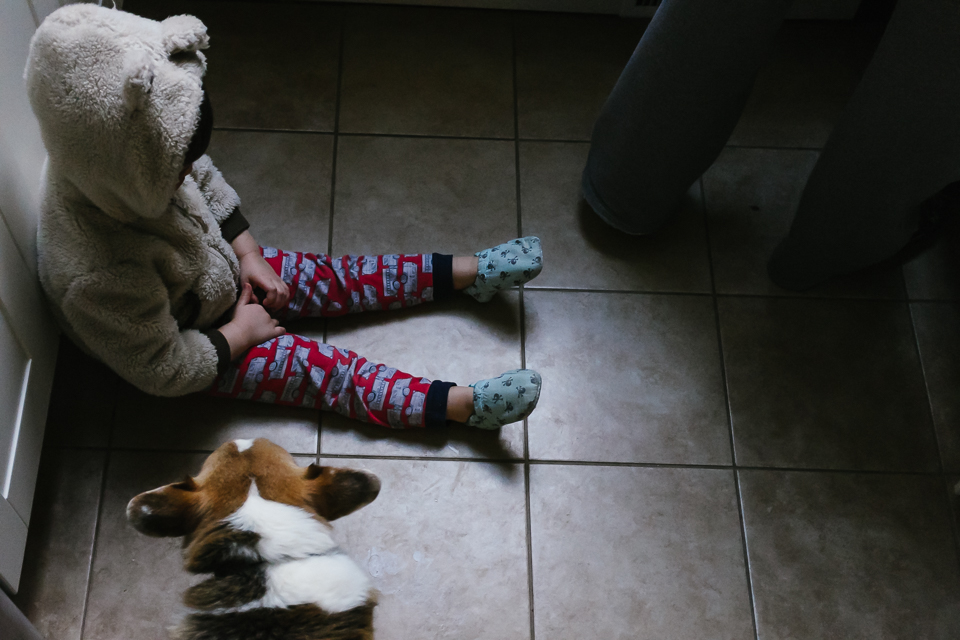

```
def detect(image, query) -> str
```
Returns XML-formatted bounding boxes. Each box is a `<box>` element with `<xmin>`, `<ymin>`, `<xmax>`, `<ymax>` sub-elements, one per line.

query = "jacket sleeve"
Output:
<box><xmin>60</xmin><ymin>264</ymin><xmax>222</xmax><ymax>397</ymax></box>
<box><xmin>190</xmin><ymin>154</ymin><xmax>241</xmax><ymax>226</ymax></box>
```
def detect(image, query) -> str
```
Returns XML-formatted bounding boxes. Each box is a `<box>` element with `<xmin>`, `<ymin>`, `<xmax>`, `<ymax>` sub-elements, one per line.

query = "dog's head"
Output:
<box><xmin>126</xmin><ymin>438</ymin><xmax>379</xmax><ymax>571</ymax></box>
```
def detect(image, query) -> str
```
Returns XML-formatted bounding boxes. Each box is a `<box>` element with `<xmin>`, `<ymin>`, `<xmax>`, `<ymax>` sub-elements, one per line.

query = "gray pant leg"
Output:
<box><xmin>581</xmin><ymin>0</ymin><xmax>793</xmax><ymax>234</ymax></box>
<box><xmin>768</xmin><ymin>0</ymin><xmax>960</xmax><ymax>289</ymax></box>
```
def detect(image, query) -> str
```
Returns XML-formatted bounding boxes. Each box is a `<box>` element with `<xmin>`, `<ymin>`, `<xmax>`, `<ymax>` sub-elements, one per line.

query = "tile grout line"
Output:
<box><xmin>36</xmin><ymin>444</ymin><xmax>950</xmax><ymax>475</ymax></box>
<box><xmin>213</xmin><ymin>126</ymin><xmax>335</xmax><ymax>135</ymax></box>
<box><xmin>212</xmin><ymin>126</ymin><xmax>513</xmax><ymax>141</ymax></box>
<box><xmin>701</xmin><ymin>175</ymin><xmax>761</xmax><ymax>640</ymax></box>
<box><xmin>905</xmin><ymin>304</ymin><xmax>948</xmax><ymax>475</ymax></box>
<box><xmin>733</xmin><ymin>469</ymin><xmax>761</xmax><ymax>640</ymax></box>
<box><xmin>699</xmin><ymin>178</ymin><xmax>737</xmax><ymax>467</ymax></box>
<box><xmin>327</xmin><ymin>15</ymin><xmax>345</xmax><ymax>279</ymax></box>
<box><xmin>78</xmin><ymin>392</ymin><xmax>119</xmax><ymax>640</ymax></box>
<box><xmin>77</xmin><ymin>451</ymin><xmax>110</xmax><ymax>640</ymax></box>
<box><xmin>527</xmin><ymin>460</ymin><xmax>944</xmax><ymax>475</ymax></box>
<box><xmin>342</xmin><ymin>131</ymin><xmax>513</xmax><ymax>142</ymax></box>
<box><xmin>523</xmin><ymin>461</ymin><xmax>536</xmax><ymax>640</ymax></box>
<box><xmin>524</xmin><ymin>285</ymin><xmax>912</xmax><ymax>303</ymax></box>
<box><xmin>319</xmin><ymin>15</ymin><xmax>347</xmax><ymax>458</ymax></box>
<box><xmin>526</xmin><ymin>286</ymin><xmax>713</xmax><ymax>297</ymax></box>
<box><xmin>209</xmin><ymin>126</ymin><xmax>828</xmax><ymax>154</ymax></box>
<box><xmin>512</xmin><ymin>19</ymin><xmax>537</xmax><ymax>640</ymax></box>
<box><xmin>516</xmin><ymin>138</ymin><xmax>590</xmax><ymax>145</ymax></box>
<box><xmin>713</xmin><ymin>291</ymin><xmax>908</xmax><ymax>303</ymax></box>
<box><xmin>512</xmin><ymin>22</ymin><xmax>529</xmax><ymax>462</ymax></box>
<box><xmin>724</xmin><ymin>143</ymin><xmax>823</xmax><ymax>152</ymax></box>
<box><xmin>906</xmin><ymin>303</ymin><xmax>960</xmax><ymax>571</ymax></box>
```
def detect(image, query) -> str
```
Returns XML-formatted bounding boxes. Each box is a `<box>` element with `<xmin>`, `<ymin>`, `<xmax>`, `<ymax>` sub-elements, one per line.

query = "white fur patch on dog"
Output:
<box><xmin>225</xmin><ymin>482</ymin><xmax>337</xmax><ymax>561</ymax></box>
<box><xmin>222</xmin><ymin>481</ymin><xmax>372</xmax><ymax>613</ymax></box>
<box><xmin>233</xmin><ymin>438</ymin><xmax>254</xmax><ymax>452</ymax></box>
<box><xmin>262</xmin><ymin>555</ymin><xmax>372</xmax><ymax>614</ymax></box>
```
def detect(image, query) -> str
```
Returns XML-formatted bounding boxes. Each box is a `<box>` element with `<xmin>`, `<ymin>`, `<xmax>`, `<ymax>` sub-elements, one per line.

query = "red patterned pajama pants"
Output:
<box><xmin>208</xmin><ymin>248</ymin><xmax>445</xmax><ymax>429</ymax></box>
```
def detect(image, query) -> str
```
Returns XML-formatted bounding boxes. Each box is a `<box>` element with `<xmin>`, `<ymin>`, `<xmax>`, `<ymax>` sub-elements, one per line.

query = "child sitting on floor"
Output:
<box><xmin>25</xmin><ymin>4</ymin><xmax>542</xmax><ymax>430</ymax></box>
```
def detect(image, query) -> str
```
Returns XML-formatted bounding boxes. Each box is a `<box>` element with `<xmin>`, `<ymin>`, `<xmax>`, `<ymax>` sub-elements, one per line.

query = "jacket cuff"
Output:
<box><xmin>204</xmin><ymin>330</ymin><xmax>232</xmax><ymax>376</ymax></box>
<box><xmin>219</xmin><ymin>207</ymin><xmax>250</xmax><ymax>243</ymax></box>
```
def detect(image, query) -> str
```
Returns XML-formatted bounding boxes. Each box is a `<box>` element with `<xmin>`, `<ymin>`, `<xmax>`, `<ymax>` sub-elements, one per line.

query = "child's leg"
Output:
<box><xmin>260</xmin><ymin>248</ymin><xmax>456</xmax><ymax>320</ymax></box>
<box><xmin>207</xmin><ymin>332</ymin><xmax>543</xmax><ymax>430</ymax></box>
<box><xmin>208</xmin><ymin>332</ymin><xmax>454</xmax><ymax>429</ymax></box>
<box><xmin>260</xmin><ymin>237</ymin><xmax>544</xmax><ymax>318</ymax></box>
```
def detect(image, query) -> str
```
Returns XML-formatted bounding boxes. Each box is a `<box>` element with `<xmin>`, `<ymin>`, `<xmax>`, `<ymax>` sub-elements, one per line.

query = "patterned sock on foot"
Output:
<box><xmin>467</xmin><ymin>369</ymin><xmax>542</xmax><ymax>429</ymax></box>
<box><xmin>464</xmin><ymin>237</ymin><xmax>543</xmax><ymax>302</ymax></box>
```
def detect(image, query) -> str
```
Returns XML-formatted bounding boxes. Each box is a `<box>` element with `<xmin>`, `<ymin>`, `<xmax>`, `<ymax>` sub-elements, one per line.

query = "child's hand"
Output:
<box><xmin>220</xmin><ymin>284</ymin><xmax>286</xmax><ymax>358</ymax></box>
<box><xmin>239</xmin><ymin>252</ymin><xmax>290</xmax><ymax>311</ymax></box>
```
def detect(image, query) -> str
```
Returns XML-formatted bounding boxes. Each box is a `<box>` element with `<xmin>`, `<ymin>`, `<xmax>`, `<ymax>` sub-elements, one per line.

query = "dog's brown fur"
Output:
<box><xmin>177</xmin><ymin>604</ymin><xmax>375</xmax><ymax>640</ymax></box>
<box><xmin>126</xmin><ymin>439</ymin><xmax>380</xmax><ymax>640</ymax></box>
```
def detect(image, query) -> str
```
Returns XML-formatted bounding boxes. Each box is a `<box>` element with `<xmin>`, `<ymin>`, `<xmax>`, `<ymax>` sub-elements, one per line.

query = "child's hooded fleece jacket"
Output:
<box><xmin>25</xmin><ymin>4</ymin><xmax>247</xmax><ymax>396</ymax></box>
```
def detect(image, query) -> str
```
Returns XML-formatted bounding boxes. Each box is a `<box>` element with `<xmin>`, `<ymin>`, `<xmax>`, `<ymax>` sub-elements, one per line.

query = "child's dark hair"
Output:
<box><xmin>183</xmin><ymin>91</ymin><xmax>213</xmax><ymax>166</ymax></box>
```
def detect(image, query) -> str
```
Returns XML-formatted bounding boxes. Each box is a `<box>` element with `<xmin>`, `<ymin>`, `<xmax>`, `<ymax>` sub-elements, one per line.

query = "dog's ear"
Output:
<box><xmin>302</xmin><ymin>464</ymin><xmax>380</xmax><ymax>521</ymax></box>
<box><xmin>127</xmin><ymin>476</ymin><xmax>201</xmax><ymax>537</ymax></box>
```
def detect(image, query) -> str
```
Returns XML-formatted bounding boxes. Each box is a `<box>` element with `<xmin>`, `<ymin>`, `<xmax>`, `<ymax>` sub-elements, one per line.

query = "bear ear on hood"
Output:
<box><xmin>161</xmin><ymin>15</ymin><xmax>209</xmax><ymax>56</ymax></box>
<box><xmin>123</xmin><ymin>50</ymin><xmax>155</xmax><ymax>113</ymax></box>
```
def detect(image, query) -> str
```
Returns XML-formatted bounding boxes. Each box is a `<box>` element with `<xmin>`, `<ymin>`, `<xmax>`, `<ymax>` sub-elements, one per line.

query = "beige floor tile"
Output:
<box><xmin>322</xmin><ymin>292</ymin><xmax>523</xmax><ymax>458</ymax></box>
<box><xmin>325</xmin><ymin>457</ymin><xmax>529</xmax><ymax>640</ymax></box>
<box><xmin>126</xmin><ymin>0</ymin><xmax>342</xmax><ymax>131</ymax></box>
<box><xmin>720</xmin><ymin>297</ymin><xmax>937</xmax><ymax>471</ymax></box>
<box><xmin>111</xmin><ymin>381</ymin><xmax>318</xmax><ymax>454</ymax></box>
<box><xmin>332</xmin><ymin>136</ymin><xmax>516</xmax><ymax>257</ymax></box>
<box><xmin>525</xmin><ymin>290</ymin><xmax>730</xmax><ymax>464</ymax></box>
<box><xmin>207</xmin><ymin>131</ymin><xmax>333</xmax><ymax>254</ymax></box>
<box><xmin>15</xmin><ymin>449</ymin><xmax>105</xmax><ymax>640</ymax></box>
<box><xmin>729</xmin><ymin>21</ymin><xmax>884</xmax><ymax>148</ymax></box>
<box><xmin>530</xmin><ymin>464</ymin><xmax>753</xmax><ymax>640</ymax></box>
<box><xmin>339</xmin><ymin>5</ymin><xmax>513</xmax><ymax>137</ymax></box>
<box><xmin>703</xmin><ymin>147</ymin><xmax>905</xmax><ymax>298</ymax></box>
<box><xmin>520</xmin><ymin>141</ymin><xmax>711</xmax><ymax>293</ymax></box>
<box><xmin>515</xmin><ymin>13</ymin><xmax>647</xmax><ymax>141</ymax></box>
<box><xmin>741</xmin><ymin>470</ymin><xmax>960</xmax><ymax>639</ymax></box>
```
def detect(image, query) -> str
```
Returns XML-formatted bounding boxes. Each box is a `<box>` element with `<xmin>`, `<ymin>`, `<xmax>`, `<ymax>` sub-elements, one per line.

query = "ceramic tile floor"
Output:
<box><xmin>14</xmin><ymin>2</ymin><xmax>960</xmax><ymax>639</ymax></box>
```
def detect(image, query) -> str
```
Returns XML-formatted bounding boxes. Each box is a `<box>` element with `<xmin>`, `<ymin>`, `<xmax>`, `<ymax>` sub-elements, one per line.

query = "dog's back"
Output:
<box><xmin>127</xmin><ymin>438</ymin><xmax>380</xmax><ymax>640</ymax></box>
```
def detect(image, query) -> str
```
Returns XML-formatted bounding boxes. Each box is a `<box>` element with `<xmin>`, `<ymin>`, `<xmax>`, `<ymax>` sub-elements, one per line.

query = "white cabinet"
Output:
<box><xmin>0</xmin><ymin>217</ymin><xmax>56</xmax><ymax>595</ymax></box>
<box><xmin>0</xmin><ymin>0</ymin><xmax>60</xmax><ymax>595</ymax></box>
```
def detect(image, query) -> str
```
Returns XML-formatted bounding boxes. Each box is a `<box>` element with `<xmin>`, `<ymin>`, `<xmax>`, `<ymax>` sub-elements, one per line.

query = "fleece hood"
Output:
<box><xmin>25</xmin><ymin>3</ymin><xmax>209</xmax><ymax>220</ymax></box>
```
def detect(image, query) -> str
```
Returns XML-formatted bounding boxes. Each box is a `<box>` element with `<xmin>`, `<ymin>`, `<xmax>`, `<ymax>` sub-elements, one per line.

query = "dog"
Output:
<box><xmin>126</xmin><ymin>438</ymin><xmax>381</xmax><ymax>639</ymax></box>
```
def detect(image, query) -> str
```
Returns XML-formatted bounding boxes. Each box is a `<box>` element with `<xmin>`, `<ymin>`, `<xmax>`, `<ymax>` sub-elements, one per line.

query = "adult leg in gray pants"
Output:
<box><xmin>581</xmin><ymin>0</ymin><xmax>960</xmax><ymax>290</ymax></box>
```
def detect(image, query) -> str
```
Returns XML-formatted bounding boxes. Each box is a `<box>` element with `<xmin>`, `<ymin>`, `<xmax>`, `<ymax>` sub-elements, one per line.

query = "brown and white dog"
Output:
<box><xmin>126</xmin><ymin>438</ymin><xmax>380</xmax><ymax>640</ymax></box>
